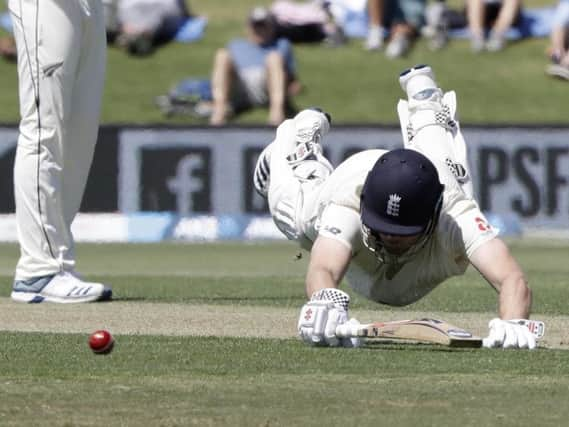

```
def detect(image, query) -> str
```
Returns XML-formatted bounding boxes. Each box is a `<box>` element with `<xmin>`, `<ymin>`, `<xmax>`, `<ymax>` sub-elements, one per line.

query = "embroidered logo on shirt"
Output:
<box><xmin>386</xmin><ymin>194</ymin><xmax>402</xmax><ymax>217</ymax></box>
<box><xmin>43</xmin><ymin>62</ymin><xmax>64</xmax><ymax>77</ymax></box>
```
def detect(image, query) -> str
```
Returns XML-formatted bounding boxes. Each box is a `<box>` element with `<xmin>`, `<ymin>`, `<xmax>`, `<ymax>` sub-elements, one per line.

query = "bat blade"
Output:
<box><xmin>337</xmin><ymin>318</ymin><xmax>483</xmax><ymax>348</ymax></box>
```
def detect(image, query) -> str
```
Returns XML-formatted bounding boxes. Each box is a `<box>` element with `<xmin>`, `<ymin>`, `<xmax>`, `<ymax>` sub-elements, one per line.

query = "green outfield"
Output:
<box><xmin>0</xmin><ymin>0</ymin><xmax>567</xmax><ymax>424</ymax></box>
<box><xmin>0</xmin><ymin>240</ymin><xmax>568</xmax><ymax>426</ymax></box>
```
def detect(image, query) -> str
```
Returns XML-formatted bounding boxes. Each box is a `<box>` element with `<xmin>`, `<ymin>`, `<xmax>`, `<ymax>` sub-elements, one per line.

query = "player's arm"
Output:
<box><xmin>469</xmin><ymin>237</ymin><xmax>531</xmax><ymax>319</ymax></box>
<box><xmin>305</xmin><ymin>235</ymin><xmax>351</xmax><ymax>297</ymax></box>
<box><xmin>447</xmin><ymin>197</ymin><xmax>536</xmax><ymax>349</ymax></box>
<box><xmin>469</xmin><ymin>237</ymin><xmax>536</xmax><ymax>349</ymax></box>
<box><xmin>297</xmin><ymin>205</ymin><xmax>361</xmax><ymax>347</ymax></box>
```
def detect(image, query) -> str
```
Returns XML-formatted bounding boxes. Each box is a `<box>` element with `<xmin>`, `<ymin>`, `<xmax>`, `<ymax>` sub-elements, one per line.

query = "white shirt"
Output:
<box><xmin>302</xmin><ymin>149</ymin><xmax>498</xmax><ymax>305</ymax></box>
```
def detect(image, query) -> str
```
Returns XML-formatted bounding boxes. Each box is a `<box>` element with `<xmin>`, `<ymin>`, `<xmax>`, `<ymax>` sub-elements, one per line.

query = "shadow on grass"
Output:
<box><xmin>362</xmin><ymin>341</ymin><xmax>479</xmax><ymax>352</ymax></box>
<box><xmin>108</xmin><ymin>296</ymin><xmax>305</xmax><ymax>304</ymax></box>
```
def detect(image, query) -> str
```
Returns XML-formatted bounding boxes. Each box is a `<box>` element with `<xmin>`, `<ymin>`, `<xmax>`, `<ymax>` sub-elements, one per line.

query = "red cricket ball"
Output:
<box><xmin>89</xmin><ymin>330</ymin><xmax>115</xmax><ymax>354</ymax></box>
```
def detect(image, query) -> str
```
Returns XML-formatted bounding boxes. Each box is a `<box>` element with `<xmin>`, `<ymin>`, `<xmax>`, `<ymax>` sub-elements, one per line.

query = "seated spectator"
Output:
<box><xmin>364</xmin><ymin>0</ymin><xmax>427</xmax><ymax>58</ymax></box>
<box><xmin>466</xmin><ymin>0</ymin><xmax>522</xmax><ymax>52</ymax></box>
<box><xmin>104</xmin><ymin>0</ymin><xmax>191</xmax><ymax>56</ymax></box>
<box><xmin>209</xmin><ymin>6</ymin><xmax>301</xmax><ymax>126</ymax></box>
<box><xmin>546</xmin><ymin>0</ymin><xmax>569</xmax><ymax>80</ymax></box>
<box><xmin>270</xmin><ymin>0</ymin><xmax>346</xmax><ymax>46</ymax></box>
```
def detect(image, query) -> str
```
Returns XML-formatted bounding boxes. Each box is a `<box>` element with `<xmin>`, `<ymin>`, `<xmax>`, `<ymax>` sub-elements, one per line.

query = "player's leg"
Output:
<box><xmin>10</xmin><ymin>0</ymin><xmax>111</xmax><ymax>303</ymax></box>
<box><xmin>62</xmin><ymin>0</ymin><xmax>106</xmax><ymax>225</ymax></box>
<box><xmin>62</xmin><ymin>0</ymin><xmax>107</xmax><ymax>254</ymax></box>
<box><xmin>397</xmin><ymin>64</ymin><xmax>473</xmax><ymax>198</ymax></box>
<box><xmin>253</xmin><ymin>109</ymin><xmax>333</xmax><ymax>241</ymax></box>
<box><xmin>10</xmin><ymin>0</ymin><xmax>81</xmax><ymax>280</ymax></box>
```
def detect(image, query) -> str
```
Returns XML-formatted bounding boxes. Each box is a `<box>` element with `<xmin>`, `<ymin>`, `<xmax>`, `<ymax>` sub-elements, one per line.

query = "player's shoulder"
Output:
<box><xmin>326</xmin><ymin>149</ymin><xmax>387</xmax><ymax>190</ymax></box>
<box><xmin>335</xmin><ymin>149</ymin><xmax>387</xmax><ymax>171</ymax></box>
<box><xmin>320</xmin><ymin>149</ymin><xmax>387</xmax><ymax>209</ymax></box>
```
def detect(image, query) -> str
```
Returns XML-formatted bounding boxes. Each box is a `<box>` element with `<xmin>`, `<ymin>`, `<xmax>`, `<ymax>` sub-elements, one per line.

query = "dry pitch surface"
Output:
<box><xmin>1</xmin><ymin>298</ymin><xmax>567</xmax><ymax>349</ymax></box>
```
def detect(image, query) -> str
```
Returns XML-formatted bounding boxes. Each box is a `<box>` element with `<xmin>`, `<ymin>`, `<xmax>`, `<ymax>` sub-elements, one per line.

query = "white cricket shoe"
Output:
<box><xmin>253</xmin><ymin>108</ymin><xmax>333</xmax><ymax>197</ymax></box>
<box><xmin>11</xmin><ymin>271</ymin><xmax>112</xmax><ymax>304</ymax></box>
<box><xmin>399</xmin><ymin>64</ymin><xmax>441</xmax><ymax>101</ymax></box>
<box><xmin>253</xmin><ymin>144</ymin><xmax>272</xmax><ymax>197</ymax></box>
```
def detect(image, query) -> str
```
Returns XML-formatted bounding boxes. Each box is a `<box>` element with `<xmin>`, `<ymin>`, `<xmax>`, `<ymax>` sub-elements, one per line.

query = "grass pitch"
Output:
<box><xmin>0</xmin><ymin>240</ymin><xmax>568</xmax><ymax>426</ymax></box>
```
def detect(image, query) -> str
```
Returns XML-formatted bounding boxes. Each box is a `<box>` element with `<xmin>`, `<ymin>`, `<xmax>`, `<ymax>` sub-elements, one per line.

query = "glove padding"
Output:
<box><xmin>297</xmin><ymin>288</ymin><xmax>361</xmax><ymax>347</ymax></box>
<box><xmin>483</xmin><ymin>318</ymin><xmax>537</xmax><ymax>350</ymax></box>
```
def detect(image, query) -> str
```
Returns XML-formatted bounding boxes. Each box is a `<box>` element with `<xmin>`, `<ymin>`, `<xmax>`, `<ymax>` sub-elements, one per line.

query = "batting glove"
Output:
<box><xmin>297</xmin><ymin>288</ymin><xmax>361</xmax><ymax>347</ymax></box>
<box><xmin>483</xmin><ymin>318</ymin><xmax>537</xmax><ymax>350</ymax></box>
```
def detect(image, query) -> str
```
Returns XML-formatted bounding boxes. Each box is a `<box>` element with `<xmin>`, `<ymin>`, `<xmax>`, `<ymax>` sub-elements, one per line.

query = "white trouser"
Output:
<box><xmin>397</xmin><ymin>91</ymin><xmax>473</xmax><ymax>198</ymax></box>
<box><xmin>266</xmin><ymin>119</ymin><xmax>332</xmax><ymax>247</ymax></box>
<box><xmin>9</xmin><ymin>0</ymin><xmax>106</xmax><ymax>280</ymax></box>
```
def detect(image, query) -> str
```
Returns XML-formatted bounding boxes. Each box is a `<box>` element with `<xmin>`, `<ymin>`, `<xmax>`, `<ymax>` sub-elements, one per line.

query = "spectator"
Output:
<box><xmin>104</xmin><ymin>0</ymin><xmax>191</xmax><ymax>56</ymax></box>
<box><xmin>546</xmin><ymin>0</ymin><xmax>569</xmax><ymax>80</ymax></box>
<box><xmin>209</xmin><ymin>6</ymin><xmax>301</xmax><ymax>126</ymax></box>
<box><xmin>364</xmin><ymin>0</ymin><xmax>427</xmax><ymax>58</ymax></box>
<box><xmin>466</xmin><ymin>0</ymin><xmax>522</xmax><ymax>52</ymax></box>
<box><xmin>270</xmin><ymin>0</ymin><xmax>346</xmax><ymax>46</ymax></box>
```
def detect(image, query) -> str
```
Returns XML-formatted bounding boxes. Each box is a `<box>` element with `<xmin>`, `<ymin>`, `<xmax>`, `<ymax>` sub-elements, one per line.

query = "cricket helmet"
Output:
<box><xmin>361</xmin><ymin>148</ymin><xmax>444</xmax><ymax>237</ymax></box>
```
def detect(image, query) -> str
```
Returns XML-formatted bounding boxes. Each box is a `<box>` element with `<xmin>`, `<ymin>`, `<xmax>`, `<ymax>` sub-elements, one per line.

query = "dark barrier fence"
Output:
<box><xmin>0</xmin><ymin>125</ymin><xmax>567</xmax><ymax>230</ymax></box>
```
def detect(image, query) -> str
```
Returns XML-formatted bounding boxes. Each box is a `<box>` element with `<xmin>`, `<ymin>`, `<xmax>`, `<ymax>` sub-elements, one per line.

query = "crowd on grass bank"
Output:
<box><xmin>1</xmin><ymin>0</ymin><xmax>568</xmax><ymax>125</ymax></box>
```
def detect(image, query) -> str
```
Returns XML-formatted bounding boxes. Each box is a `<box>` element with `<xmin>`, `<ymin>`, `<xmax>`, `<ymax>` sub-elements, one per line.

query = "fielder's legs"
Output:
<box><xmin>62</xmin><ymin>1</ymin><xmax>106</xmax><ymax>250</ymax></box>
<box><xmin>397</xmin><ymin>64</ymin><xmax>473</xmax><ymax>198</ymax></box>
<box><xmin>9</xmin><ymin>0</ymin><xmax>110</xmax><ymax>303</ymax></box>
<box><xmin>11</xmin><ymin>0</ymin><xmax>81</xmax><ymax>279</ymax></box>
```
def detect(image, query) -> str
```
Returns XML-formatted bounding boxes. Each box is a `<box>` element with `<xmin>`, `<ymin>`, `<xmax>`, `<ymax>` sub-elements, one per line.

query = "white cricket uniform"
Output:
<box><xmin>267</xmin><ymin>144</ymin><xmax>497</xmax><ymax>306</ymax></box>
<box><xmin>311</xmin><ymin>149</ymin><xmax>497</xmax><ymax>305</ymax></box>
<box><xmin>9</xmin><ymin>0</ymin><xmax>106</xmax><ymax>280</ymax></box>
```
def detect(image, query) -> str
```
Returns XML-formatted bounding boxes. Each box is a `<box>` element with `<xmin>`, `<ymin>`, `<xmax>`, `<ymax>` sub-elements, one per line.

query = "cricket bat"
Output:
<box><xmin>336</xmin><ymin>318</ymin><xmax>546</xmax><ymax>348</ymax></box>
<box><xmin>336</xmin><ymin>318</ymin><xmax>483</xmax><ymax>348</ymax></box>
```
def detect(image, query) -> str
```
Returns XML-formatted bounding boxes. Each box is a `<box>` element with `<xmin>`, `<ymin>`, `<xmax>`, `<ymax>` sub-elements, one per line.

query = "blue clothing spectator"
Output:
<box><xmin>210</xmin><ymin>6</ymin><xmax>302</xmax><ymax>126</ymax></box>
<box><xmin>226</xmin><ymin>37</ymin><xmax>297</xmax><ymax>106</ymax></box>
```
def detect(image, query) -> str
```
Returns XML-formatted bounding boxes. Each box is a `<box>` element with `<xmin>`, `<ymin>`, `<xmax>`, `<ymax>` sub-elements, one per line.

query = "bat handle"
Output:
<box><xmin>336</xmin><ymin>322</ymin><xmax>365</xmax><ymax>338</ymax></box>
<box><xmin>335</xmin><ymin>324</ymin><xmax>350</xmax><ymax>338</ymax></box>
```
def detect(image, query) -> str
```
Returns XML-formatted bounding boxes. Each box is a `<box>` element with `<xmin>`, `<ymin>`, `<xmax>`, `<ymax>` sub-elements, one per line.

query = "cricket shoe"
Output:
<box><xmin>253</xmin><ymin>144</ymin><xmax>272</xmax><ymax>197</ymax></box>
<box><xmin>287</xmin><ymin>108</ymin><xmax>333</xmax><ymax>184</ymax></box>
<box><xmin>291</xmin><ymin>107</ymin><xmax>331</xmax><ymax>148</ymax></box>
<box><xmin>399</xmin><ymin>64</ymin><xmax>442</xmax><ymax>107</ymax></box>
<box><xmin>398</xmin><ymin>65</ymin><xmax>456</xmax><ymax>142</ymax></box>
<box><xmin>253</xmin><ymin>108</ymin><xmax>333</xmax><ymax>197</ymax></box>
<box><xmin>11</xmin><ymin>271</ymin><xmax>112</xmax><ymax>304</ymax></box>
